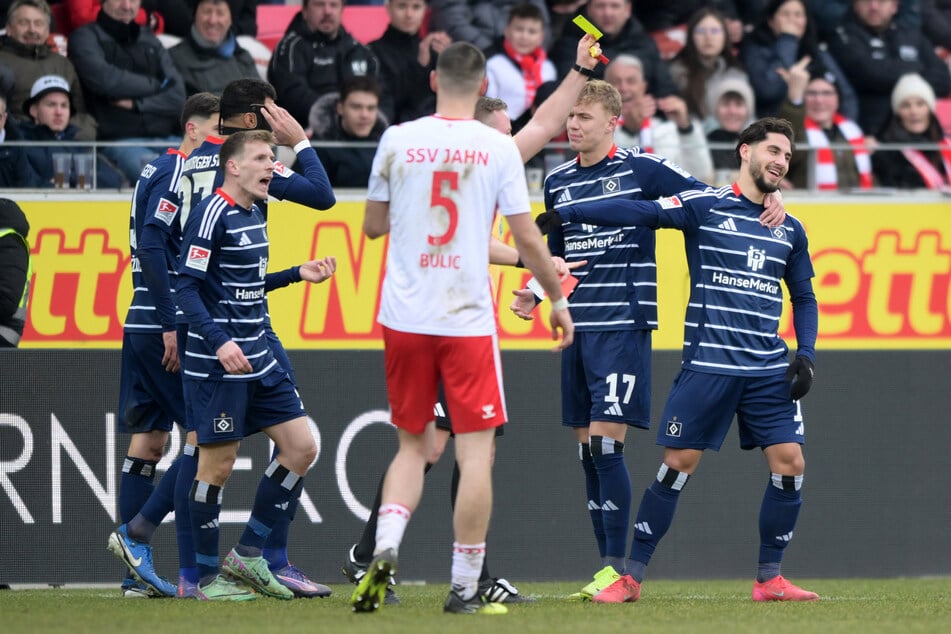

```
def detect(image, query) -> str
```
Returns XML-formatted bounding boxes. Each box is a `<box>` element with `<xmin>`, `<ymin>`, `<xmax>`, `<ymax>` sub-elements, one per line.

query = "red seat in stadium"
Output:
<box><xmin>256</xmin><ymin>5</ymin><xmax>390</xmax><ymax>51</ymax></box>
<box><xmin>936</xmin><ymin>97</ymin><xmax>951</xmax><ymax>136</ymax></box>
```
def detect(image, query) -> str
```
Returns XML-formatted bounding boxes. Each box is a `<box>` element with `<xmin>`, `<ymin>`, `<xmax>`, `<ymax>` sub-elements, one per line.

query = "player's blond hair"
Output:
<box><xmin>576</xmin><ymin>80</ymin><xmax>622</xmax><ymax>118</ymax></box>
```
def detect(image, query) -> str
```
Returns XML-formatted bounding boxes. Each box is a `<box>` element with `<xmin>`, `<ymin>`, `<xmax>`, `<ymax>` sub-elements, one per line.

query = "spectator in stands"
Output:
<box><xmin>605</xmin><ymin>54</ymin><xmax>713</xmax><ymax>182</ymax></box>
<box><xmin>309</xmin><ymin>75</ymin><xmax>386</xmax><ymax>188</ymax></box>
<box><xmin>827</xmin><ymin>0</ymin><xmax>950</xmax><ymax>135</ymax></box>
<box><xmin>19</xmin><ymin>74</ymin><xmax>124</xmax><ymax>187</ymax></box>
<box><xmin>169</xmin><ymin>0</ymin><xmax>258</xmax><ymax>96</ymax></box>
<box><xmin>922</xmin><ymin>0</ymin><xmax>951</xmax><ymax>50</ymax></box>
<box><xmin>872</xmin><ymin>73</ymin><xmax>951</xmax><ymax>188</ymax></box>
<box><xmin>741</xmin><ymin>0</ymin><xmax>858</xmax><ymax>120</ymax></box>
<box><xmin>633</xmin><ymin>0</ymin><xmax>743</xmax><ymax>60</ymax></box>
<box><xmin>548</xmin><ymin>0</ymin><xmax>587</xmax><ymax>44</ymax></box>
<box><xmin>0</xmin><ymin>0</ymin><xmax>98</xmax><ymax>140</ymax></box>
<box><xmin>780</xmin><ymin>63</ymin><xmax>874</xmax><ymax>190</ymax></box>
<box><xmin>485</xmin><ymin>3</ymin><xmax>557</xmax><ymax>121</ymax></box>
<box><xmin>706</xmin><ymin>78</ymin><xmax>756</xmax><ymax>183</ymax></box>
<box><xmin>64</xmin><ymin>0</ymin><xmax>193</xmax><ymax>36</ymax></box>
<box><xmin>669</xmin><ymin>7</ymin><xmax>752</xmax><ymax>124</ymax></box>
<box><xmin>268</xmin><ymin>0</ymin><xmax>380</xmax><ymax>128</ymax></box>
<box><xmin>68</xmin><ymin>0</ymin><xmax>186</xmax><ymax>185</ymax></box>
<box><xmin>369</xmin><ymin>0</ymin><xmax>447</xmax><ymax>124</ymax></box>
<box><xmin>548</xmin><ymin>0</ymin><xmax>677</xmax><ymax>97</ymax></box>
<box><xmin>429</xmin><ymin>0</ymin><xmax>551</xmax><ymax>51</ymax></box>
<box><xmin>0</xmin><ymin>92</ymin><xmax>42</xmax><ymax>187</ymax></box>
<box><xmin>809</xmin><ymin>0</ymin><xmax>921</xmax><ymax>42</ymax></box>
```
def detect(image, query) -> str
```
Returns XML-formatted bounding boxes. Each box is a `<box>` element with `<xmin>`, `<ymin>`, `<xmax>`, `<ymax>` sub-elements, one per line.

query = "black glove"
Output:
<box><xmin>535</xmin><ymin>210</ymin><xmax>562</xmax><ymax>235</ymax></box>
<box><xmin>784</xmin><ymin>356</ymin><xmax>814</xmax><ymax>401</ymax></box>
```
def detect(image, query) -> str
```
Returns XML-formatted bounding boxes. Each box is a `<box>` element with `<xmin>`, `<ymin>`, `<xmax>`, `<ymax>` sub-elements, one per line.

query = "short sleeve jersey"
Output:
<box><xmin>367</xmin><ymin>115</ymin><xmax>530</xmax><ymax>336</ymax></box>
<box><xmin>177</xmin><ymin>189</ymin><xmax>277</xmax><ymax>380</ymax></box>
<box><xmin>124</xmin><ymin>148</ymin><xmax>186</xmax><ymax>332</ymax></box>
<box><xmin>543</xmin><ymin>146</ymin><xmax>700</xmax><ymax>332</ymax></box>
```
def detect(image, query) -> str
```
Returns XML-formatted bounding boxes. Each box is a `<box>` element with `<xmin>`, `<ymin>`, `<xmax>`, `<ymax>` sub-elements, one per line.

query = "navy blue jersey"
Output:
<box><xmin>178</xmin><ymin>190</ymin><xmax>277</xmax><ymax>381</ymax></box>
<box><xmin>124</xmin><ymin>148</ymin><xmax>187</xmax><ymax>332</ymax></box>
<box><xmin>543</xmin><ymin>146</ymin><xmax>701</xmax><ymax>332</ymax></box>
<box><xmin>178</xmin><ymin>136</ymin><xmax>335</xmax><ymax>226</ymax></box>
<box><xmin>562</xmin><ymin>184</ymin><xmax>816</xmax><ymax>376</ymax></box>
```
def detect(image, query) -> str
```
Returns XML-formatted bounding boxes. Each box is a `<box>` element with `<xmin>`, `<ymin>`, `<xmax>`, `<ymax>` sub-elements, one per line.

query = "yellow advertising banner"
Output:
<box><xmin>17</xmin><ymin>197</ymin><xmax>951</xmax><ymax>350</ymax></box>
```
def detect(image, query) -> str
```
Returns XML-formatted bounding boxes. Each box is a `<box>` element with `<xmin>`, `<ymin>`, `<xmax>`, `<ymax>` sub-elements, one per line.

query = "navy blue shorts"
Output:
<box><xmin>186</xmin><ymin>369</ymin><xmax>306</xmax><ymax>444</ymax></box>
<box><xmin>117</xmin><ymin>332</ymin><xmax>184</xmax><ymax>434</ymax></box>
<box><xmin>656</xmin><ymin>369</ymin><xmax>805</xmax><ymax>451</ymax></box>
<box><xmin>561</xmin><ymin>330</ymin><xmax>652</xmax><ymax>429</ymax></box>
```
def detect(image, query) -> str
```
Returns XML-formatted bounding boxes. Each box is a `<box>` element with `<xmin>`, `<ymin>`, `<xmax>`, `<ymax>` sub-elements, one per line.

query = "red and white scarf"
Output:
<box><xmin>803</xmin><ymin>114</ymin><xmax>872</xmax><ymax>190</ymax></box>
<box><xmin>504</xmin><ymin>40</ymin><xmax>546</xmax><ymax>111</ymax></box>
<box><xmin>901</xmin><ymin>138</ymin><xmax>951</xmax><ymax>189</ymax></box>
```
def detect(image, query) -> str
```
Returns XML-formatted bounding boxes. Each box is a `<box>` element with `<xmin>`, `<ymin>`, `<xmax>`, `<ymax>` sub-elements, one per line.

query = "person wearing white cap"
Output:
<box><xmin>19</xmin><ymin>74</ymin><xmax>124</xmax><ymax>188</ymax></box>
<box><xmin>872</xmin><ymin>73</ymin><xmax>951</xmax><ymax>189</ymax></box>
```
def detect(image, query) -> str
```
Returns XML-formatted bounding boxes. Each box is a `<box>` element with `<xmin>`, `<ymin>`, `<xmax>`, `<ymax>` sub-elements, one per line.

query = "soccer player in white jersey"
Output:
<box><xmin>547</xmin><ymin>117</ymin><xmax>819</xmax><ymax>603</ymax></box>
<box><xmin>349</xmin><ymin>41</ymin><xmax>574</xmax><ymax>616</ymax></box>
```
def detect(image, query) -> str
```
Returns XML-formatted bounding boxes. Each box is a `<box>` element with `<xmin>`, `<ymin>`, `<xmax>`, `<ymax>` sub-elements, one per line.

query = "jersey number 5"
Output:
<box><xmin>428</xmin><ymin>171</ymin><xmax>459</xmax><ymax>246</ymax></box>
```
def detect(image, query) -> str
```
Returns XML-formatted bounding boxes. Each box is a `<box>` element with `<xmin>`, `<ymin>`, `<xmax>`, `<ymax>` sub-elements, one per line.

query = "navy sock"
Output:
<box><xmin>176</xmin><ymin>445</ymin><xmax>199</xmax><ymax>582</ymax></box>
<box><xmin>189</xmin><ymin>480</ymin><xmax>223</xmax><ymax>585</ymax></box>
<box><xmin>263</xmin><ymin>495</ymin><xmax>298</xmax><ymax>570</ymax></box>
<box><xmin>579</xmin><ymin>443</ymin><xmax>606</xmax><ymax>558</ymax></box>
<box><xmin>628</xmin><ymin>464</ymin><xmax>690</xmax><ymax>582</ymax></box>
<box><xmin>590</xmin><ymin>436</ymin><xmax>631</xmax><ymax>565</ymax></box>
<box><xmin>128</xmin><ymin>455</ymin><xmax>180</xmax><ymax>542</ymax></box>
<box><xmin>119</xmin><ymin>456</ymin><xmax>156</xmax><ymax>524</ymax></box>
<box><xmin>238</xmin><ymin>460</ymin><xmax>302</xmax><ymax>556</ymax></box>
<box><xmin>757</xmin><ymin>473</ymin><xmax>803</xmax><ymax>582</ymax></box>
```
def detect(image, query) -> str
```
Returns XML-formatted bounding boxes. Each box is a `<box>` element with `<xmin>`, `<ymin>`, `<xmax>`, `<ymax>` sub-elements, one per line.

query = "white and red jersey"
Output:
<box><xmin>368</xmin><ymin>115</ymin><xmax>530</xmax><ymax>336</ymax></box>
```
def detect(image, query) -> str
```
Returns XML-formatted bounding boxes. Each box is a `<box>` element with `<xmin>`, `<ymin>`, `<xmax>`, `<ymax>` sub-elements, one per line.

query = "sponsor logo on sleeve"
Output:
<box><xmin>186</xmin><ymin>245</ymin><xmax>211</xmax><ymax>272</ymax></box>
<box><xmin>154</xmin><ymin>198</ymin><xmax>179</xmax><ymax>226</ymax></box>
<box><xmin>273</xmin><ymin>161</ymin><xmax>292</xmax><ymax>178</ymax></box>
<box><xmin>659</xmin><ymin>196</ymin><xmax>682</xmax><ymax>210</ymax></box>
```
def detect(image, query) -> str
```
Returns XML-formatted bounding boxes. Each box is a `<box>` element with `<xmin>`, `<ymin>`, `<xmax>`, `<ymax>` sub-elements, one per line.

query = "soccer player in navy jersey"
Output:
<box><xmin>176</xmin><ymin>78</ymin><xmax>337</xmax><ymax>598</ymax></box>
<box><xmin>545</xmin><ymin>117</ymin><xmax>819</xmax><ymax>603</ymax></box>
<box><xmin>176</xmin><ymin>130</ymin><xmax>335</xmax><ymax>601</ymax></box>
<box><xmin>107</xmin><ymin>93</ymin><xmax>222</xmax><ymax>599</ymax></box>
<box><xmin>342</xmin><ymin>34</ymin><xmax>600</xmax><ymax>607</ymax></box>
<box><xmin>510</xmin><ymin>80</ymin><xmax>787</xmax><ymax>601</ymax></box>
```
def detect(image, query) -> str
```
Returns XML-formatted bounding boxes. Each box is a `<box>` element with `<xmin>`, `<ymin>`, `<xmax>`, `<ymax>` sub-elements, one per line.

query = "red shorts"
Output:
<box><xmin>382</xmin><ymin>327</ymin><xmax>507</xmax><ymax>435</ymax></box>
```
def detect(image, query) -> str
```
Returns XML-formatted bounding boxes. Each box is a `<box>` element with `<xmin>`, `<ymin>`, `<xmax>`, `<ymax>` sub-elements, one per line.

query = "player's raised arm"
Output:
<box><xmin>261</xmin><ymin>102</ymin><xmax>336</xmax><ymax>210</ymax></box>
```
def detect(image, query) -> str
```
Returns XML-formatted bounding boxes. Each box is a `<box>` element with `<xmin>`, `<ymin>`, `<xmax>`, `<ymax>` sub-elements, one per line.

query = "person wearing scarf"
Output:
<box><xmin>485</xmin><ymin>3</ymin><xmax>556</xmax><ymax>120</ymax></box>
<box><xmin>873</xmin><ymin>73</ymin><xmax>951</xmax><ymax>190</ymax></box>
<box><xmin>781</xmin><ymin>68</ymin><xmax>873</xmax><ymax>190</ymax></box>
<box><xmin>169</xmin><ymin>0</ymin><xmax>258</xmax><ymax>97</ymax></box>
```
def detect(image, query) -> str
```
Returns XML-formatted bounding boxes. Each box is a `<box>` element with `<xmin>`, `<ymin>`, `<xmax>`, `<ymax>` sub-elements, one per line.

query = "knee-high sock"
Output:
<box><xmin>176</xmin><ymin>445</ymin><xmax>199</xmax><ymax>583</ymax></box>
<box><xmin>590</xmin><ymin>435</ymin><xmax>630</xmax><ymax>571</ymax></box>
<box><xmin>237</xmin><ymin>460</ymin><xmax>302</xmax><ymax>557</ymax></box>
<box><xmin>449</xmin><ymin>460</ymin><xmax>492</xmax><ymax>583</ymax></box>
<box><xmin>127</xmin><ymin>455</ymin><xmax>179</xmax><ymax>542</ymax></box>
<box><xmin>627</xmin><ymin>464</ymin><xmax>690</xmax><ymax>582</ymax></box>
<box><xmin>189</xmin><ymin>480</ymin><xmax>223</xmax><ymax>584</ymax></box>
<box><xmin>579</xmin><ymin>442</ymin><xmax>606</xmax><ymax>558</ymax></box>
<box><xmin>757</xmin><ymin>473</ymin><xmax>803</xmax><ymax>582</ymax></box>
<box><xmin>119</xmin><ymin>456</ymin><xmax>156</xmax><ymax>524</ymax></box>
<box><xmin>353</xmin><ymin>462</ymin><xmax>434</xmax><ymax>563</ymax></box>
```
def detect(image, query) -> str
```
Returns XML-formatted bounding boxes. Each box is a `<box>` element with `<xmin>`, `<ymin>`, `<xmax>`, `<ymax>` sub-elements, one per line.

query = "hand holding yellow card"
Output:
<box><xmin>572</xmin><ymin>15</ymin><xmax>610</xmax><ymax>64</ymax></box>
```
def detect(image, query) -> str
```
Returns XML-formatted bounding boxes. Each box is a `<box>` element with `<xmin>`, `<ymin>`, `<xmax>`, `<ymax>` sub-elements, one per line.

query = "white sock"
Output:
<box><xmin>374</xmin><ymin>503</ymin><xmax>411</xmax><ymax>555</ymax></box>
<box><xmin>451</xmin><ymin>542</ymin><xmax>486</xmax><ymax>600</ymax></box>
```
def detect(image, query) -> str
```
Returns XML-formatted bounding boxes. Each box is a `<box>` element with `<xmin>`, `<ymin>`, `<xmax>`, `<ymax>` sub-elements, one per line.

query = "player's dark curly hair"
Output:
<box><xmin>735</xmin><ymin>117</ymin><xmax>794</xmax><ymax>166</ymax></box>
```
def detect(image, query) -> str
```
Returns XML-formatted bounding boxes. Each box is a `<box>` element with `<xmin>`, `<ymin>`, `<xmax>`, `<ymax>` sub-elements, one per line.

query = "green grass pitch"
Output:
<box><xmin>2</xmin><ymin>578</ymin><xmax>949</xmax><ymax>633</ymax></box>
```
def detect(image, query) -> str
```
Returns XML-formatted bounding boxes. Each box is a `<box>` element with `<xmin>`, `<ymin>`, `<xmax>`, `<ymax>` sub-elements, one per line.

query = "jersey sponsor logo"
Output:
<box><xmin>273</xmin><ymin>161</ymin><xmax>291</xmax><ymax>178</ymax></box>
<box><xmin>235</xmin><ymin>287</ymin><xmax>265</xmax><ymax>300</ymax></box>
<box><xmin>213</xmin><ymin>413</ymin><xmax>234</xmax><ymax>434</ymax></box>
<box><xmin>659</xmin><ymin>195</ymin><xmax>683</xmax><ymax>210</ymax></box>
<box><xmin>186</xmin><ymin>245</ymin><xmax>211</xmax><ymax>272</ymax></box>
<box><xmin>565</xmin><ymin>232</ymin><xmax>624</xmax><ymax>253</ymax></box>
<box><xmin>601</xmin><ymin>176</ymin><xmax>621</xmax><ymax>194</ymax></box>
<box><xmin>666</xmin><ymin>419</ymin><xmax>682</xmax><ymax>437</ymax></box>
<box><xmin>746</xmin><ymin>246</ymin><xmax>767</xmax><ymax>271</ymax></box>
<box><xmin>710</xmin><ymin>271</ymin><xmax>779</xmax><ymax>294</ymax></box>
<box><xmin>717</xmin><ymin>217</ymin><xmax>737</xmax><ymax>231</ymax></box>
<box><xmin>154</xmin><ymin>198</ymin><xmax>179</xmax><ymax>226</ymax></box>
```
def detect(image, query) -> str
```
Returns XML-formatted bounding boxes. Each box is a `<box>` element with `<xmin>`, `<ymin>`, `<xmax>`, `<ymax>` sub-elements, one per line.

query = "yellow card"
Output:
<box><xmin>572</xmin><ymin>15</ymin><xmax>604</xmax><ymax>40</ymax></box>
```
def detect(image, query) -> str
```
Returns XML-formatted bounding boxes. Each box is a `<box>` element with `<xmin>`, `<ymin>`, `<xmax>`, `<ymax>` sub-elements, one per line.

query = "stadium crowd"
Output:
<box><xmin>0</xmin><ymin>0</ymin><xmax>950</xmax><ymax>190</ymax></box>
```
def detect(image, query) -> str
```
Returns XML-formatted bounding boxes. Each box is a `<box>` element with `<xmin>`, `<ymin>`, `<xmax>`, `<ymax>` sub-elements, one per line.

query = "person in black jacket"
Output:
<box><xmin>0</xmin><ymin>197</ymin><xmax>31</xmax><ymax>347</ymax></box>
<box><xmin>548</xmin><ymin>0</ymin><xmax>676</xmax><ymax>98</ymax></box>
<box><xmin>267</xmin><ymin>0</ymin><xmax>380</xmax><ymax>127</ymax></box>
<box><xmin>308</xmin><ymin>76</ymin><xmax>386</xmax><ymax>188</ymax></box>
<box><xmin>369</xmin><ymin>0</ymin><xmax>449</xmax><ymax>124</ymax></box>
<box><xmin>0</xmin><ymin>94</ymin><xmax>42</xmax><ymax>188</ymax></box>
